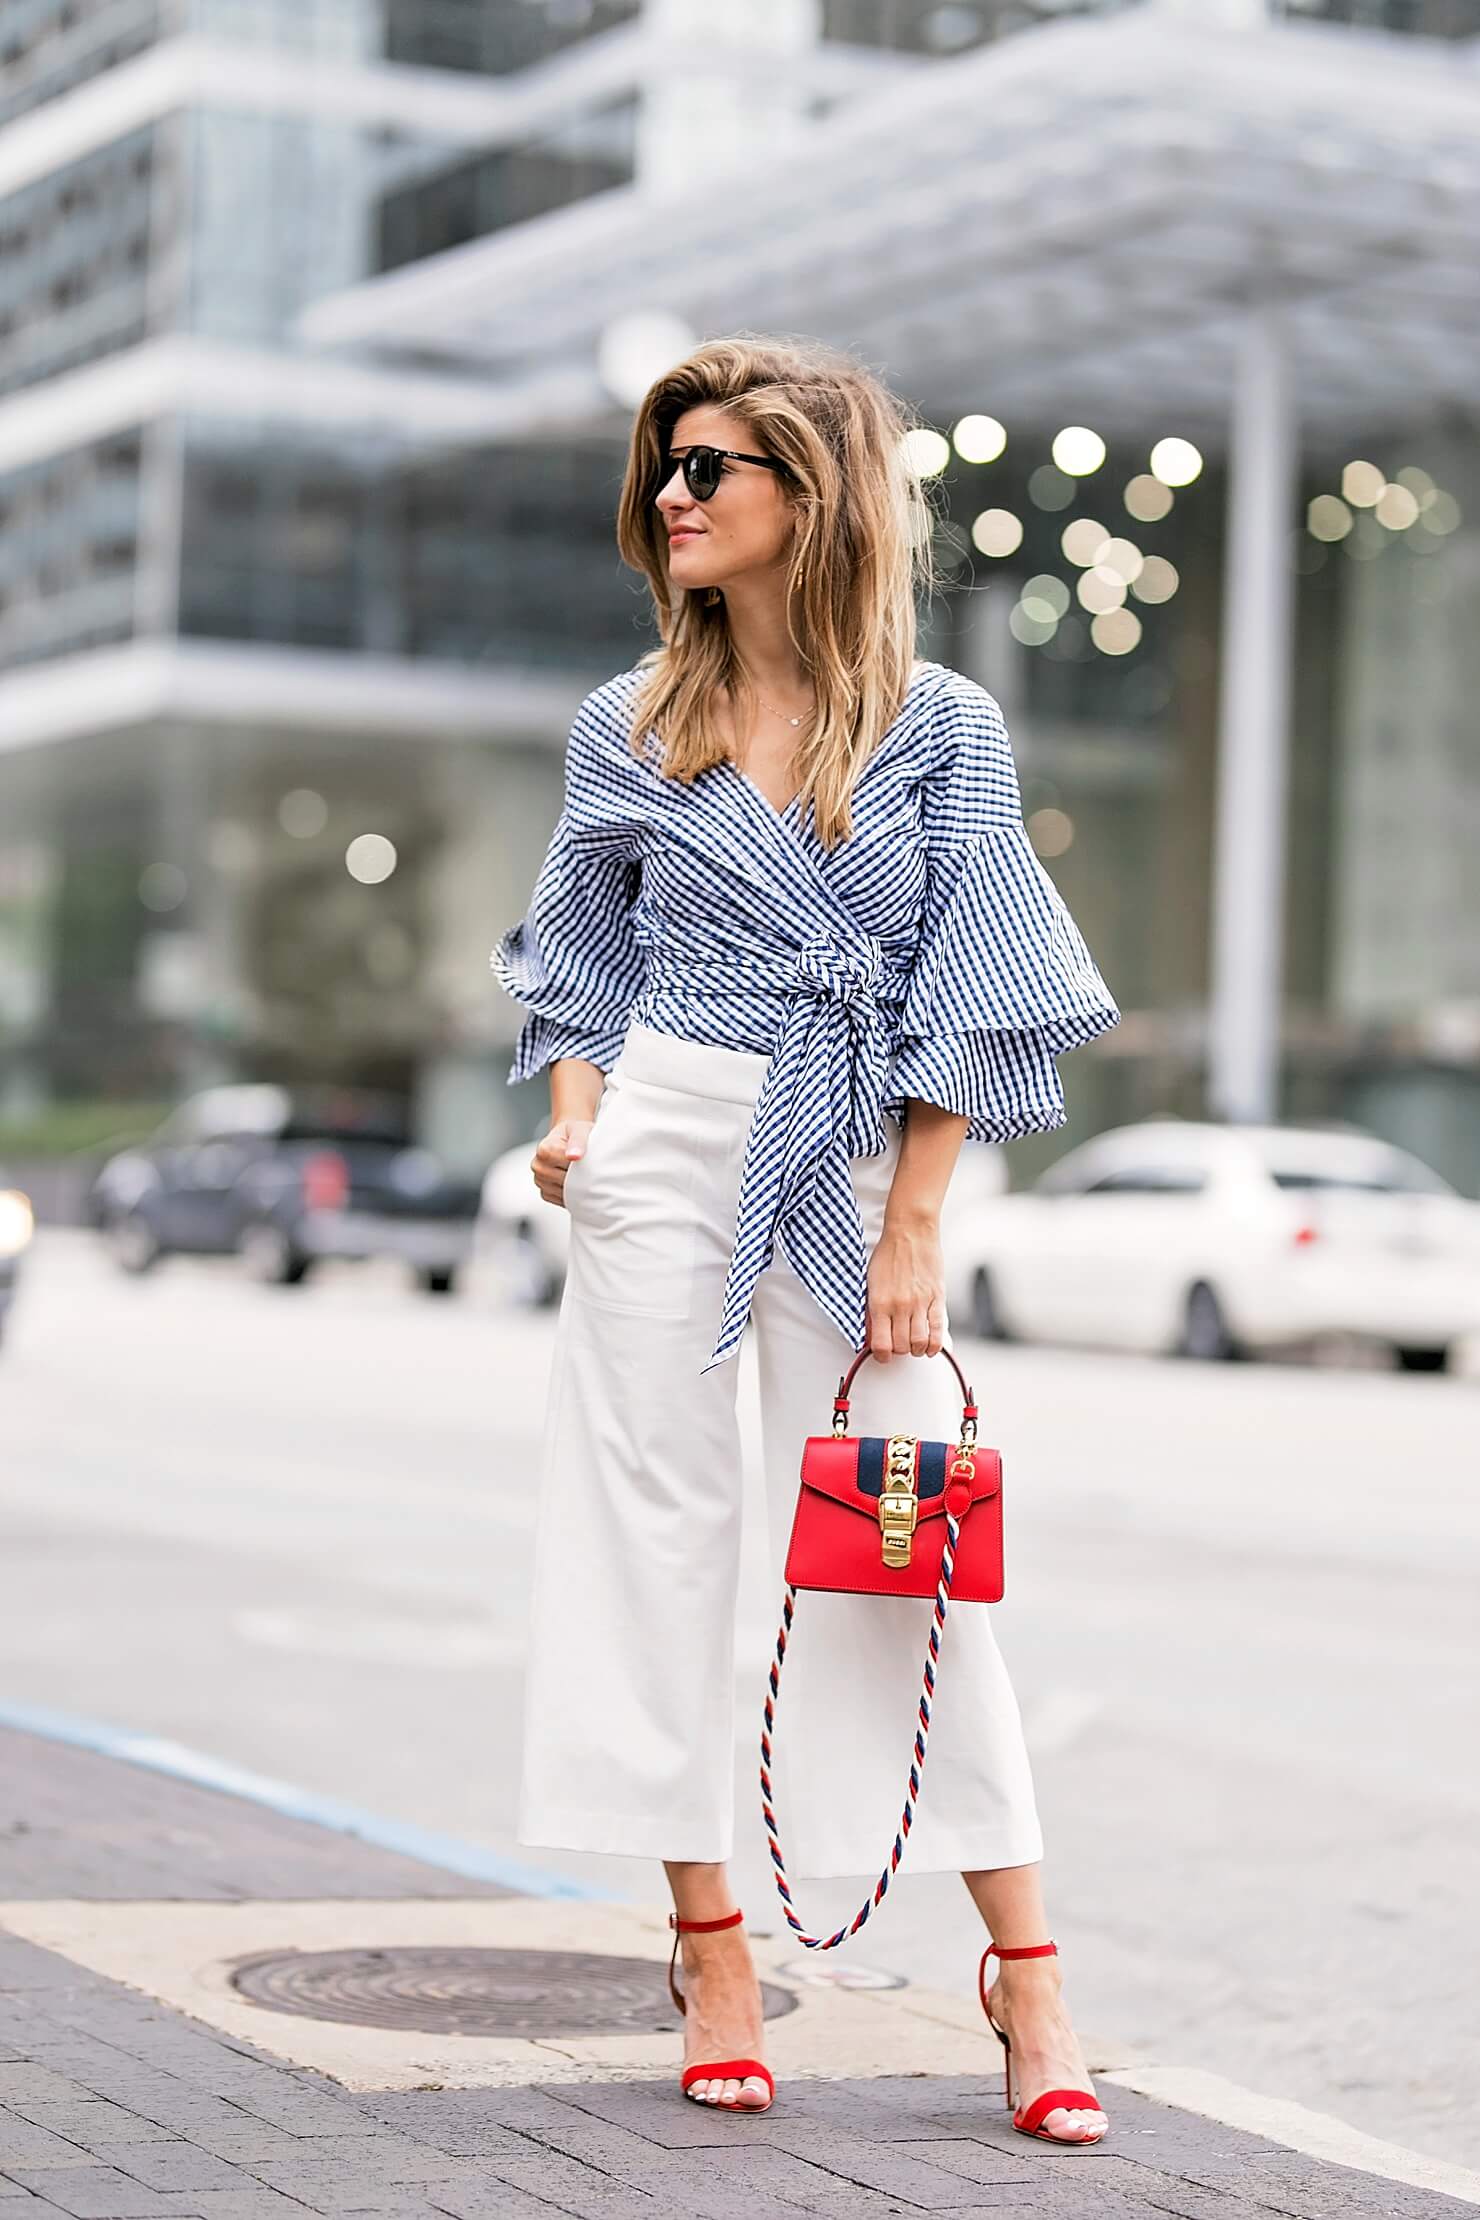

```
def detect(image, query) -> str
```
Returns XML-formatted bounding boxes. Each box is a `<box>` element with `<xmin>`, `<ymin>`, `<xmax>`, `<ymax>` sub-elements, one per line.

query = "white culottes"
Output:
<box><xmin>516</xmin><ymin>1021</ymin><xmax>1044</xmax><ymax>1879</ymax></box>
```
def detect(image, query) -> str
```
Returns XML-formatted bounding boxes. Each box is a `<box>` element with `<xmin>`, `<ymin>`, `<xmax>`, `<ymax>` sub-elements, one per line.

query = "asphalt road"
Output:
<box><xmin>2</xmin><ymin>1228</ymin><xmax>1476</xmax><ymax>2166</ymax></box>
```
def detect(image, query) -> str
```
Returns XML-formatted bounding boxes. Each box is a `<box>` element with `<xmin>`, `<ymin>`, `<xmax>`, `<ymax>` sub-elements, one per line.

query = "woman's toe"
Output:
<box><xmin>1041</xmin><ymin>2106</ymin><xmax>1094</xmax><ymax>2139</ymax></box>
<box><xmin>737</xmin><ymin>2076</ymin><xmax>771</xmax><ymax>2108</ymax></box>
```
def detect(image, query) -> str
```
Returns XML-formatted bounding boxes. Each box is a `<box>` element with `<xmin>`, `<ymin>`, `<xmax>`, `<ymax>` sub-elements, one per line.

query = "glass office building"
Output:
<box><xmin>2</xmin><ymin>0</ymin><xmax>1478</xmax><ymax>1188</ymax></box>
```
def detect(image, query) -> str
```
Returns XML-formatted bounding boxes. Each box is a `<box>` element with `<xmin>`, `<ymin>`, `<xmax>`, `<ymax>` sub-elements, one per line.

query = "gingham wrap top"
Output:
<box><xmin>490</xmin><ymin>658</ymin><xmax>1119</xmax><ymax>1373</ymax></box>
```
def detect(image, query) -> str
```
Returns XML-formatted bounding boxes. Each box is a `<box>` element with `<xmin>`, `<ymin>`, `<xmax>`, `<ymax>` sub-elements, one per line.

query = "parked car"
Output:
<box><xmin>0</xmin><ymin>1171</ymin><xmax>35</xmax><ymax>1350</ymax></box>
<box><xmin>90</xmin><ymin>1083</ymin><xmax>480</xmax><ymax>1294</ymax></box>
<box><xmin>477</xmin><ymin>1137</ymin><xmax>571</xmax><ymax>1307</ymax></box>
<box><xmin>478</xmin><ymin>1121</ymin><xmax>1008</xmax><ymax>1311</ymax></box>
<box><xmin>945</xmin><ymin>1119</ymin><xmax>1480</xmax><ymax>1370</ymax></box>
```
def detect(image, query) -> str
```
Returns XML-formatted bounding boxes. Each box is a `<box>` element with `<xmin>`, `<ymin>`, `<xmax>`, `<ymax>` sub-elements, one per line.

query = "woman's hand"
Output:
<box><xmin>532</xmin><ymin>1116</ymin><xmax>595</xmax><ymax>1210</ymax></box>
<box><xmin>865</xmin><ymin>1099</ymin><xmax>966</xmax><ymax>1357</ymax></box>
<box><xmin>865</xmin><ymin>1207</ymin><xmax>948</xmax><ymax>1359</ymax></box>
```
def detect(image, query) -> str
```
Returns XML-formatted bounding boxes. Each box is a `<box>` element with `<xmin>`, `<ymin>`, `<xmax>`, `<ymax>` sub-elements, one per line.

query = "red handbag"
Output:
<box><xmin>761</xmin><ymin>1344</ymin><xmax>1005</xmax><ymax>1951</ymax></box>
<box><xmin>783</xmin><ymin>1344</ymin><xmax>1003</xmax><ymax>1603</ymax></box>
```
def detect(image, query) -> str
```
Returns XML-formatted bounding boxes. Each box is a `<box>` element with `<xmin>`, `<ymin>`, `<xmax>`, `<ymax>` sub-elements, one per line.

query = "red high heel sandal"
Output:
<box><xmin>667</xmin><ymin>1909</ymin><xmax>775</xmax><ymax>2110</ymax></box>
<box><xmin>979</xmin><ymin>1940</ymin><xmax>1108</xmax><ymax>2145</ymax></box>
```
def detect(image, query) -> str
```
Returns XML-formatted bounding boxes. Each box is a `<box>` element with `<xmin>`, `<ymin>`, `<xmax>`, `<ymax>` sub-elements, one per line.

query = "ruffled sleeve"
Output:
<box><xmin>887</xmin><ymin>680</ymin><xmax>1120</xmax><ymax>1141</ymax></box>
<box><xmin>489</xmin><ymin>684</ymin><xmax>646</xmax><ymax>1080</ymax></box>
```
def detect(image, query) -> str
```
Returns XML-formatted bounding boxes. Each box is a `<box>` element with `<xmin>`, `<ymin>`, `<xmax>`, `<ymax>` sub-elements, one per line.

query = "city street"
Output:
<box><xmin>2</xmin><ymin>1227</ymin><xmax>1476</xmax><ymax>2169</ymax></box>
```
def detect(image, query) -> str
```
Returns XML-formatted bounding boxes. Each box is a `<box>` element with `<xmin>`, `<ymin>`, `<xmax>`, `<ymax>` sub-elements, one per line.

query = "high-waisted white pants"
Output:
<box><xmin>517</xmin><ymin>1020</ymin><xmax>1044</xmax><ymax>1879</ymax></box>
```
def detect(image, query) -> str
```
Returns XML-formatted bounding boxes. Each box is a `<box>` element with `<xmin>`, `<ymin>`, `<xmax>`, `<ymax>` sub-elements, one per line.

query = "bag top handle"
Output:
<box><xmin>832</xmin><ymin>1343</ymin><xmax>977</xmax><ymax>1436</ymax></box>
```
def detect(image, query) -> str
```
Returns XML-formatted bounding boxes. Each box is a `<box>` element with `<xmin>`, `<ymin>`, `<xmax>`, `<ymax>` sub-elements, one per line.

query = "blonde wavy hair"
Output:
<box><xmin>613</xmin><ymin>335</ymin><xmax>945</xmax><ymax>850</ymax></box>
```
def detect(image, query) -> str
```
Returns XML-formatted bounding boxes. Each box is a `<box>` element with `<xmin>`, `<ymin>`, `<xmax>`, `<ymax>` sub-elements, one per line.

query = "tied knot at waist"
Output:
<box><xmin>694</xmin><ymin>925</ymin><xmax>915</xmax><ymax>1374</ymax></box>
<box><xmin>793</xmin><ymin>928</ymin><xmax>911</xmax><ymax>1017</ymax></box>
<box><xmin>780</xmin><ymin>927</ymin><xmax>912</xmax><ymax>1161</ymax></box>
<box><xmin>647</xmin><ymin>931</ymin><xmax>912</xmax><ymax>1018</ymax></box>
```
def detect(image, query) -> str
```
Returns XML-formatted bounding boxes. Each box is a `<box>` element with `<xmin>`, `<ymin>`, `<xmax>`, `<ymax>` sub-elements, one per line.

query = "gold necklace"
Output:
<box><xmin>754</xmin><ymin>692</ymin><xmax>814</xmax><ymax>729</ymax></box>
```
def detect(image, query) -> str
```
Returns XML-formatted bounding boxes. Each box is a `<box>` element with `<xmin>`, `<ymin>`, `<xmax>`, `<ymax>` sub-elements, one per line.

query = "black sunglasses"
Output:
<box><xmin>658</xmin><ymin>443</ymin><xmax>791</xmax><ymax>502</ymax></box>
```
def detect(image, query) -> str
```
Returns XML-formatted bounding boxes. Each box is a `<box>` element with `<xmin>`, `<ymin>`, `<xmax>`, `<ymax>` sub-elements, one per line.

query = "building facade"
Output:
<box><xmin>2</xmin><ymin>0</ymin><xmax>1478</xmax><ymax>1188</ymax></box>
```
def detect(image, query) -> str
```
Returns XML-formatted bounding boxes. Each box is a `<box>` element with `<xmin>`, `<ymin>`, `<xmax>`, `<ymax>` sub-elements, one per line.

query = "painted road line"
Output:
<box><xmin>0</xmin><ymin>1698</ymin><xmax>622</xmax><ymax>1902</ymax></box>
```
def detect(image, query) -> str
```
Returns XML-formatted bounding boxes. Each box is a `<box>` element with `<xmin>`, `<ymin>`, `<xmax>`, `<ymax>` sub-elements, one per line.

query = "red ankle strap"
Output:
<box><xmin>984</xmin><ymin>1939</ymin><xmax>1057</xmax><ymax>1960</ymax></box>
<box><xmin>669</xmin><ymin>1908</ymin><xmax>745</xmax><ymax>1935</ymax></box>
<box><xmin>666</xmin><ymin>1908</ymin><xmax>745</xmax><ymax>2019</ymax></box>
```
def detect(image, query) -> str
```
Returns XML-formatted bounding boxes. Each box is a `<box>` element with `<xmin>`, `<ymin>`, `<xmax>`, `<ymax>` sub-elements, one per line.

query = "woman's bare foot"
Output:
<box><xmin>675</xmin><ymin>1920</ymin><xmax>771</xmax><ymax>2108</ymax></box>
<box><xmin>982</xmin><ymin>1955</ymin><xmax>1107</xmax><ymax>2143</ymax></box>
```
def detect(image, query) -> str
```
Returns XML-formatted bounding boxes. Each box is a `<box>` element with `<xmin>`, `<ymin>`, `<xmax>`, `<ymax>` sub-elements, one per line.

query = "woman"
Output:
<box><xmin>490</xmin><ymin>338</ymin><xmax>1120</xmax><ymax>2143</ymax></box>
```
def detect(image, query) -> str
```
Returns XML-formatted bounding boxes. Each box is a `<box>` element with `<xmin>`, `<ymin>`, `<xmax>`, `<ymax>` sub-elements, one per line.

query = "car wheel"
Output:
<box><xmin>418</xmin><ymin>1267</ymin><xmax>458</xmax><ymax>1296</ymax></box>
<box><xmin>1180</xmin><ymin>1281</ymin><xmax>1240</xmax><ymax>1361</ymax></box>
<box><xmin>510</xmin><ymin>1223</ymin><xmax>562</xmax><ymax>1308</ymax></box>
<box><xmin>970</xmin><ymin>1266</ymin><xmax>1007</xmax><ymax>1341</ymax></box>
<box><xmin>1394</xmin><ymin>1344</ymin><xmax>1449</xmax><ymax>1374</ymax></box>
<box><xmin>105</xmin><ymin>1210</ymin><xmax>161</xmax><ymax>1275</ymax></box>
<box><xmin>240</xmin><ymin>1222</ymin><xmax>310</xmax><ymax>1286</ymax></box>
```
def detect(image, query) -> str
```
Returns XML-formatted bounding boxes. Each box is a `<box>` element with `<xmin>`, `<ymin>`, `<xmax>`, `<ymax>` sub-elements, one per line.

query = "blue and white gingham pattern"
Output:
<box><xmin>490</xmin><ymin>659</ymin><xmax>1119</xmax><ymax>1373</ymax></box>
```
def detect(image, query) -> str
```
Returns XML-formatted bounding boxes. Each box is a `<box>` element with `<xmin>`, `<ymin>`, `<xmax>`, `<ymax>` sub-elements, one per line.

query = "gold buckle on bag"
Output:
<box><xmin>879</xmin><ymin>1434</ymin><xmax>919</xmax><ymax>1569</ymax></box>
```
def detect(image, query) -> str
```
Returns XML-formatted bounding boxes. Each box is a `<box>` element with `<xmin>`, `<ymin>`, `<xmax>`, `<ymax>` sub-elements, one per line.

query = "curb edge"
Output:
<box><xmin>0</xmin><ymin>1699</ymin><xmax>623</xmax><ymax>1904</ymax></box>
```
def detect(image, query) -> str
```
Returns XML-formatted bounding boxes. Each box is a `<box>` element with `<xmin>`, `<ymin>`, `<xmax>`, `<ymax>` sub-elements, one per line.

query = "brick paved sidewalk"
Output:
<box><xmin>0</xmin><ymin>1723</ymin><xmax>1474</xmax><ymax>2220</ymax></box>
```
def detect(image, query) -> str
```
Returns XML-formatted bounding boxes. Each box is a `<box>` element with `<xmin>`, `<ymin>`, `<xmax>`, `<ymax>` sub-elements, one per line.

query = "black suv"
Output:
<box><xmin>90</xmin><ymin>1083</ymin><xmax>479</xmax><ymax>1294</ymax></box>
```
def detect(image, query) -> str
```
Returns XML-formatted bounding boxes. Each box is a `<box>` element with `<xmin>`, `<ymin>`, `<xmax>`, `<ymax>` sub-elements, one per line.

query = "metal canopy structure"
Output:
<box><xmin>303</xmin><ymin>12</ymin><xmax>1480</xmax><ymax>452</ymax></box>
<box><xmin>303</xmin><ymin>4</ymin><xmax>1480</xmax><ymax>1129</ymax></box>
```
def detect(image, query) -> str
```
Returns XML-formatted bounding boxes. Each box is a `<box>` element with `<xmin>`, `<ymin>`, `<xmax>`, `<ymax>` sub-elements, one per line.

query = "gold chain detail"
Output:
<box><xmin>879</xmin><ymin>1434</ymin><xmax>919</xmax><ymax>1569</ymax></box>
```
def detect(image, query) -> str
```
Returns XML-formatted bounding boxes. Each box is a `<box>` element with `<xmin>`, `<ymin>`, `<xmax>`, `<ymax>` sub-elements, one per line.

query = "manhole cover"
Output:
<box><xmin>228</xmin><ymin>1946</ymin><xmax>801</xmax><ymax>2038</ymax></box>
<box><xmin>777</xmin><ymin>1957</ymin><xmax>908</xmax><ymax>1991</ymax></box>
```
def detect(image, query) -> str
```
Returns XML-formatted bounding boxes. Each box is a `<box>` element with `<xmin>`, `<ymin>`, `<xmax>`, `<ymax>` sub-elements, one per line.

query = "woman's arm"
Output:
<box><xmin>491</xmin><ymin>683</ymin><xmax>646</xmax><ymax>1212</ymax></box>
<box><xmin>866</xmin><ymin>1098</ymin><xmax>969</xmax><ymax>1359</ymax></box>
<box><xmin>530</xmin><ymin>1056</ymin><xmax>607</xmax><ymax>1210</ymax></box>
<box><xmin>868</xmin><ymin>674</ymin><xmax>1119</xmax><ymax>1357</ymax></box>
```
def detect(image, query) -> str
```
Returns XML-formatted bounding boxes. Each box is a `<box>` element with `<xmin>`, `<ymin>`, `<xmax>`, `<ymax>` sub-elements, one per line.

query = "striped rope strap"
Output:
<box><xmin>759</xmin><ymin>1505</ymin><xmax>963</xmax><ymax>1950</ymax></box>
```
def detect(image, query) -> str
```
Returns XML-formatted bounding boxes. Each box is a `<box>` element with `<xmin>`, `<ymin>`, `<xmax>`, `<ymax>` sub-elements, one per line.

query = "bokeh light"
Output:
<box><xmin>1028</xmin><ymin>464</ymin><xmax>1077</xmax><ymax>511</ymax></box>
<box><xmin>1149</xmin><ymin>437</ymin><xmax>1202</xmax><ymax>487</ymax></box>
<box><xmin>1028</xmin><ymin>808</ymin><xmax>1075</xmax><ymax>857</ymax></box>
<box><xmin>1091</xmin><ymin>607</ymin><xmax>1143</xmax><ymax>655</ymax></box>
<box><xmin>1132</xmin><ymin>555</ymin><xmax>1180</xmax><ymax>603</ymax></box>
<box><xmin>1052</xmin><ymin>426</ymin><xmax>1106</xmax><ymax>476</ymax></box>
<box><xmin>971</xmin><ymin>508</ymin><xmax>1024</xmax><ymax>557</ymax></box>
<box><xmin>1341</xmin><ymin>459</ymin><xmax>1385</xmax><ymax>508</ymax></box>
<box><xmin>1077</xmin><ymin>565</ymin><xmax>1127</xmax><ymax>614</ymax></box>
<box><xmin>279</xmin><ymin>788</ymin><xmax>328</xmax><ymax>838</ymax></box>
<box><xmin>138</xmin><ymin>863</ymin><xmax>187</xmax><ymax>912</ymax></box>
<box><xmin>1061</xmin><ymin>517</ymin><xmax>1109</xmax><ymax>567</ymax></box>
<box><xmin>1098</xmin><ymin>537</ymin><xmax>1144</xmax><ymax>583</ymax></box>
<box><xmin>1307</xmin><ymin>495</ymin><xmax>1353</xmax><ymax>543</ymax></box>
<box><xmin>1022</xmin><ymin>574</ymin><xmax>1071</xmax><ymax>618</ymax></box>
<box><xmin>1009</xmin><ymin>601</ymin><xmax>1058</xmax><ymax>647</ymax></box>
<box><xmin>952</xmin><ymin>414</ymin><xmax>1007</xmax><ymax>464</ymax></box>
<box><xmin>904</xmin><ymin>427</ymin><xmax>952</xmax><ymax>478</ymax></box>
<box><xmin>1124</xmin><ymin>473</ymin><xmax>1173</xmax><ymax>522</ymax></box>
<box><xmin>346</xmin><ymin>834</ymin><xmax>397</xmax><ymax>885</ymax></box>
<box><xmin>1375</xmin><ymin>483</ymin><xmax>1420</xmax><ymax>531</ymax></box>
<box><xmin>597</xmin><ymin>310</ymin><xmax>696</xmax><ymax>408</ymax></box>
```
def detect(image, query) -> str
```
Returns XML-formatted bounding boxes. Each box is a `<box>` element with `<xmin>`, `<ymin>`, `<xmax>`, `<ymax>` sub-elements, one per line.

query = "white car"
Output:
<box><xmin>479</xmin><ymin>1125</ymin><xmax>1008</xmax><ymax>1311</ymax></box>
<box><xmin>477</xmin><ymin>1137</ymin><xmax>572</xmax><ymax>1307</ymax></box>
<box><xmin>945</xmin><ymin>1120</ymin><xmax>1480</xmax><ymax>1371</ymax></box>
